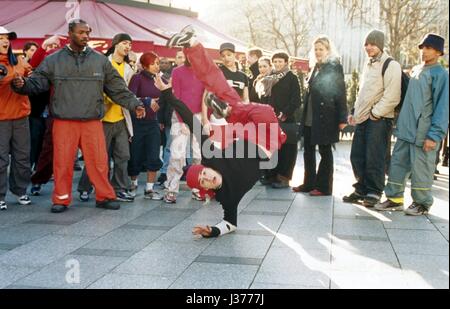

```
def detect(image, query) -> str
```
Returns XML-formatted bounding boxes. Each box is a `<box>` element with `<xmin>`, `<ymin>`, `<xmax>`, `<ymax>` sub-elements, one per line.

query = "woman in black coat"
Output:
<box><xmin>257</xmin><ymin>51</ymin><xmax>301</xmax><ymax>188</ymax></box>
<box><xmin>294</xmin><ymin>36</ymin><xmax>348</xmax><ymax>196</ymax></box>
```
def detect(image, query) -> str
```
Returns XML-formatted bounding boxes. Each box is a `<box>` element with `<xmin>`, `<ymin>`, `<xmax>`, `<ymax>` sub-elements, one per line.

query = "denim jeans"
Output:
<box><xmin>350</xmin><ymin>118</ymin><xmax>393</xmax><ymax>198</ymax></box>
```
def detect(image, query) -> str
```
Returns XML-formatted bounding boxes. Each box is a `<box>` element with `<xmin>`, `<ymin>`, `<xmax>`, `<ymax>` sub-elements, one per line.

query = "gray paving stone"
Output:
<box><xmin>0</xmin><ymin>235</ymin><xmax>95</xmax><ymax>268</ymax></box>
<box><xmin>256</xmin><ymin>188</ymin><xmax>296</xmax><ymax>201</ymax></box>
<box><xmin>392</xmin><ymin>242</ymin><xmax>450</xmax><ymax>256</ymax></box>
<box><xmin>402</xmin><ymin>270</ymin><xmax>449</xmax><ymax>289</ymax></box>
<box><xmin>0</xmin><ymin>224</ymin><xmax>64</xmax><ymax>245</ymax></box>
<box><xmin>120</xmin><ymin>224</ymin><xmax>173</xmax><ymax>231</ymax></box>
<box><xmin>71</xmin><ymin>248</ymin><xmax>136</xmax><ymax>258</ymax></box>
<box><xmin>290</xmin><ymin>194</ymin><xmax>334</xmax><ymax>210</ymax></box>
<box><xmin>55</xmin><ymin>215</ymin><xmax>132</xmax><ymax>237</ymax></box>
<box><xmin>397</xmin><ymin>254</ymin><xmax>449</xmax><ymax>278</ymax></box>
<box><xmin>202</xmin><ymin>234</ymin><xmax>274</xmax><ymax>259</ymax></box>
<box><xmin>24</xmin><ymin>219</ymin><xmax>80</xmax><ymax>226</ymax></box>
<box><xmin>114</xmin><ymin>241</ymin><xmax>204</xmax><ymax>277</ymax></box>
<box><xmin>88</xmin><ymin>273</ymin><xmax>177</xmax><ymax>289</ymax></box>
<box><xmin>0</xmin><ymin>264</ymin><xmax>38</xmax><ymax>289</ymax></box>
<box><xmin>15</xmin><ymin>255</ymin><xmax>127</xmax><ymax>289</ymax></box>
<box><xmin>170</xmin><ymin>262</ymin><xmax>258</xmax><ymax>289</ymax></box>
<box><xmin>434</xmin><ymin>223</ymin><xmax>449</xmax><ymax>241</ymax></box>
<box><xmin>0</xmin><ymin>211</ymin><xmax>43</xmax><ymax>228</ymax></box>
<box><xmin>240</xmin><ymin>210</ymin><xmax>286</xmax><ymax>217</ymax></box>
<box><xmin>83</xmin><ymin>228</ymin><xmax>164</xmax><ymax>251</ymax></box>
<box><xmin>382</xmin><ymin>212</ymin><xmax>437</xmax><ymax>230</ymax></box>
<box><xmin>273</xmin><ymin>226</ymin><xmax>332</xmax><ymax>250</ymax></box>
<box><xmin>254</xmin><ymin>247</ymin><xmax>331</xmax><ymax>288</ymax></box>
<box><xmin>236</xmin><ymin>214</ymin><xmax>284</xmax><ymax>234</ymax></box>
<box><xmin>330</xmin><ymin>270</ymin><xmax>409</xmax><ymax>289</ymax></box>
<box><xmin>333</xmin><ymin>218</ymin><xmax>388</xmax><ymax>238</ymax></box>
<box><xmin>97</xmin><ymin>201</ymin><xmax>157</xmax><ymax>219</ymax></box>
<box><xmin>196</xmin><ymin>255</ymin><xmax>263</xmax><ymax>266</ymax></box>
<box><xmin>0</xmin><ymin>243</ymin><xmax>22</xmax><ymax>251</ymax></box>
<box><xmin>129</xmin><ymin>208</ymin><xmax>195</xmax><ymax>227</ymax></box>
<box><xmin>243</xmin><ymin>200</ymin><xmax>292</xmax><ymax>213</ymax></box>
<box><xmin>387</xmin><ymin>229</ymin><xmax>448</xmax><ymax>245</ymax></box>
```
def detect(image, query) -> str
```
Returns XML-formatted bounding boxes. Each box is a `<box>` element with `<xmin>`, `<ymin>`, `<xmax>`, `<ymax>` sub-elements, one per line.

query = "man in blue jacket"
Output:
<box><xmin>375</xmin><ymin>34</ymin><xmax>449</xmax><ymax>216</ymax></box>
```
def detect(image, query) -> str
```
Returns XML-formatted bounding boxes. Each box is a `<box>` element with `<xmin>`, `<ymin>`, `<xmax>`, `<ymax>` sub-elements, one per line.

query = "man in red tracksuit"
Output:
<box><xmin>12</xmin><ymin>20</ymin><xmax>145</xmax><ymax>213</ymax></box>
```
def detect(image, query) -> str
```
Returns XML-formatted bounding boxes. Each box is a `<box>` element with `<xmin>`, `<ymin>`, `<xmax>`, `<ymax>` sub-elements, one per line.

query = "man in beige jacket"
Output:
<box><xmin>344</xmin><ymin>29</ymin><xmax>402</xmax><ymax>207</ymax></box>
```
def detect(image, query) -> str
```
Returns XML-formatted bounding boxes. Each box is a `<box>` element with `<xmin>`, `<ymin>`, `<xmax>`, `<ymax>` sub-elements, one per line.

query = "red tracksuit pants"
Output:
<box><xmin>52</xmin><ymin>119</ymin><xmax>116</xmax><ymax>206</ymax></box>
<box><xmin>183</xmin><ymin>43</ymin><xmax>286</xmax><ymax>153</ymax></box>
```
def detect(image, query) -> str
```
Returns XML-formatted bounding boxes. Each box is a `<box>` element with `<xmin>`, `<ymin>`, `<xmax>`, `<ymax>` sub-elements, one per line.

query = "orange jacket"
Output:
<box><xmin>0</xmin><ymin>54</ymin><xmax>31</xmax><ymax>120</ymax></box>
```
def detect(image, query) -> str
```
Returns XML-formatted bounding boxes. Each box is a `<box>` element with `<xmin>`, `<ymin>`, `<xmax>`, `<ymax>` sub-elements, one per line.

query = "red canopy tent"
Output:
<box><xmin>1</xmin><ymin>0</ymin><xmax>309</xmax><ymax>70</ymax></box>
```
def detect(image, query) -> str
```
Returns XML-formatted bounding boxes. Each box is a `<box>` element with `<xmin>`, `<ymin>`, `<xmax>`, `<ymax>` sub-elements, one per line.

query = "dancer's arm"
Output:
<box><xmin>157</xmin><ymin>79</ymin><xmax>209</xmax><ymax>145</ymax></box>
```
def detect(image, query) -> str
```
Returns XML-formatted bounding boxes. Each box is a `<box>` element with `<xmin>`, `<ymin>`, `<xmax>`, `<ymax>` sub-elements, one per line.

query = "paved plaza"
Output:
<box><xmin>0</xmin><ymin>142</ymin><xmax>448</xmax><ymax>289</ymax></box>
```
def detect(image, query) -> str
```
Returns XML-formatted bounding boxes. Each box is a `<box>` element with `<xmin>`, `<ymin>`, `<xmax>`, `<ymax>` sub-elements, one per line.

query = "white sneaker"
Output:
<box><xmin>17</xmin><ymin>195</ymin><xmax>31</xmax><ymax>205</ymax></box>
<box><xmin>0</xmin><ymin>201</ymin><xmax>7</xmax><ymax>210</ymax></box>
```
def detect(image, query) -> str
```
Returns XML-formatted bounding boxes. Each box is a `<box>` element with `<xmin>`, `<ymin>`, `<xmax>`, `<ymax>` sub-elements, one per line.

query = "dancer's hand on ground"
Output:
<box><xmin>192</xmin><ymin>225</ymin><xmax>212</xmax><ymax>237</ymax></box>
<box><xmin>135</xmin><ymin>106</ymin><xmax>146</xmax><ymax>119</ymax></box>
<box><xmin>154</xmin><ymin>74</ymin><xmax>172</xmax><ymax>91</ymax></box>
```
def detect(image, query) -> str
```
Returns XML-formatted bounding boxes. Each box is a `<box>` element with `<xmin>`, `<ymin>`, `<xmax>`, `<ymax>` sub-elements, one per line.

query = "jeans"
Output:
<box><xmin>350</xmin><ymin>118</ymin><xmax>393</xmax><ymax>198</ymax></box>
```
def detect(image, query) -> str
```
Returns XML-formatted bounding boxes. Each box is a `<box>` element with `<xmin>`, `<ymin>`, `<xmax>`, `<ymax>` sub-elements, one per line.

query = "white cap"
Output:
<box><xmin>0</xmin><ymin>26</ymin><xmax>17</xmax><ymax>40</ymax></box>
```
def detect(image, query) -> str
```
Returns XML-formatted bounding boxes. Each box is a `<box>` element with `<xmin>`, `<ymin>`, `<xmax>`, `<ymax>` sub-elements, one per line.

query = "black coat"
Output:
<box><xmin>248</xmin><ymin>62</ymin><xmax>260</xmax><ymax>103</ymax></box>
<box><xmin>301</xmin><ymin>60</ymin><xmax>348</xmax><ymax>145</ymax></box>
<box><xmin>269</xmin><ymin>71</ymin><xmax>301</xmax><ymax>123</ymax></box>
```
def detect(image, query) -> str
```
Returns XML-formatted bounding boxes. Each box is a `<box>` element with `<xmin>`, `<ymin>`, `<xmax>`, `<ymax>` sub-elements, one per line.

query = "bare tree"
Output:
<box><xmin>338</xmin><ymin>0</ymin><xmax>442</xmax><ymax>63</ymax></box>
<box><xmin>234</xmin><ymin>0</ymin><xmax>312</xmax><ymax>57</ymax></box>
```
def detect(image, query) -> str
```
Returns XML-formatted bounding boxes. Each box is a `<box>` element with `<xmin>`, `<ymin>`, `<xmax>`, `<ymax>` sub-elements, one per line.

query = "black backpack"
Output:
<box><xmin>382</xmin><ymin>58</ymin><xmax>410</xmax><ymax>115</ymax></box>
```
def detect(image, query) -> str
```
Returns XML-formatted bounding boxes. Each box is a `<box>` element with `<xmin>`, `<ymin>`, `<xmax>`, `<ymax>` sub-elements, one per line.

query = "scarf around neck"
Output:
<box><xmin>256</xmin><ymin>65</ymin><xmax>290</xmax><ymax>98</ymax></box>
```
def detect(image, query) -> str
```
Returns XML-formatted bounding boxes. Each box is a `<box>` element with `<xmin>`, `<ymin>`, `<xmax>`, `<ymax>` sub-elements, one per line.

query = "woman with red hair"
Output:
<box><xmin>127</xmin><ymin>52</ymin><xmax>164</xmax><ymax>200</ymax></box>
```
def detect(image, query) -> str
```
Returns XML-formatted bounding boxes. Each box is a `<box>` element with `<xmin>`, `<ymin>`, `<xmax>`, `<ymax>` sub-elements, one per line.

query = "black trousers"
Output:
<box><xmin>266</xmin><ymin>143</ymin><xmax>298</xmax><ymax>181</ymax></box>
<box><xmin>29</xmin><ymin>116</ymin><xmax>46</xmax><ymax>170</ymax></box>
<box><xmin>303</xmin><ymin>126</ymin><xmax>334</xmax><ymax>194</ymax></box>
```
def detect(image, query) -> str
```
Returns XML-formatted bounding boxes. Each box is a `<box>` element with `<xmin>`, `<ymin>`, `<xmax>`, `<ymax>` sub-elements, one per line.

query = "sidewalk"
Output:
<box><xmin>0</xmin><ymin>141</ymin><xmax>448</xmax><ymax>289</ymax></box>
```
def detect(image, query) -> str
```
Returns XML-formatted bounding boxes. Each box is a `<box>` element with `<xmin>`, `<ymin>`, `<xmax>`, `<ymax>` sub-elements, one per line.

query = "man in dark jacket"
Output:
<box><xmin>247</xmin><ymin>47</ymin><xmax>263</xmax><ymax>102</ymax></box>
<box><xmin>12</xmin><ymin>19</ymin><xmax>145</xmax><ymax>213</ymax></box>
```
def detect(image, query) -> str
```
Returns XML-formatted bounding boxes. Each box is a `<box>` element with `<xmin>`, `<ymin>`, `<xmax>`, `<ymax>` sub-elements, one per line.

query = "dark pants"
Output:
<box><xmin>31</xmin><ymin>118</ymin><xmax>54</xmax><ymax>185</ymax></box>
<box><xmin>0</xmin><ymin>118</ymin><xmax>31</xmax><ymax>200</ymax></box>
<box><xmin>128</xmin><ymin>120</ymin><xmax>163</xmax><ymax>176</ymax></box>
<box><xmin>266</xmin><ymin>143</ymin><xmax>298</xmax><ymax>180</ymax></box>
<box><xmin>303</xmin><ymin>126</ymin><xmax>334</xmax><ymax>194</ymax></box>
<box><xmin>29</xmin><ymin>116</ymin><xmax>46</xmax><ymax>170</ymax></box>
<box><xmin>350</xmin><ymin>118</ymin><xmax>393</xmax><ymax>199</ymax></box>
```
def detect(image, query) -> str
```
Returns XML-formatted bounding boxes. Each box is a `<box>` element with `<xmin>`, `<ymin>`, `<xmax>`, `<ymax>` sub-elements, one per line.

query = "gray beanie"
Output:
<box><xmin>365</xmin><ymin>29</ymin><xmax>385</xmax><ymax>51</ymax></box>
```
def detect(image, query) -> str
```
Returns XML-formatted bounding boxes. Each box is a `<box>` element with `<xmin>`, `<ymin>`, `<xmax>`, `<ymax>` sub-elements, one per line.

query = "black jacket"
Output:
<box><xmin>269</xmin><ymin>71</ymin><xmax>301</xmax><ymax>123</ymax></box>
<box><xmin>248</xmin><ymin>62</ymin><xmax>260</xmax><ymax>103</ymax></box>
<box><xmin>13</xmin><ymin>46</ymin><xmax>141</xmax><ymax>121</ymax></box>
<box><xmin>301</xmin><ymin>60</ymin><xmax>348</xmax><ymax>145</ymax></box>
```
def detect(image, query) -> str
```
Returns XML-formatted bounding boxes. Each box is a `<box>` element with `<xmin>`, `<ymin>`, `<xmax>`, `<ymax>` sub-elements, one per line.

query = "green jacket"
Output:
<box><xmin>394</xmin><ymin>63</ymin><xmax>449</xmax><ymax>146</ymax></box>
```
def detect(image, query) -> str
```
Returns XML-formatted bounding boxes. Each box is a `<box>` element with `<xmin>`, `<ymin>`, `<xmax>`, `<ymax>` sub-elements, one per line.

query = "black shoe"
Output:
<box><xmin>96</xmin><ymin>199</ymin><xmax>121</xmax><ymax>210</ymax></box>
<box><xmin>205</xmin><ymin>93</ymin><xmax>231</xmax><ymax>119</ymax></box>
<box><xmin>157</xmin><ymin>173</ymin><xmax>167</xmax><ymax>185</ymax></box>
<box><xmin>51</xmin><ymin>205</ymin><xmax>68</xmax><ymax>213</ymax></box>
<box><xmin>343</xmin><ymin>192</ymin><xmax>364</xmax><ymax>204</ymax></box>
<box><xmin>166</xmin><ymin>25</ymin><xmax>195</xmax><ymax>48</ymax></box>
<box><xmin>363</xmin><ymin>196</ymin><xmax>380</xmax><ymax>208</ymax></box>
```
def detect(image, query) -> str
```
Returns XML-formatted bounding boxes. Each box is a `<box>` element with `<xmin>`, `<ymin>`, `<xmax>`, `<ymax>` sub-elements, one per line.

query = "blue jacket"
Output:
<box><xmin>394</xmin><ymin>63</ymin><xmax>449</xmax><ymax>146</ymax></box>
